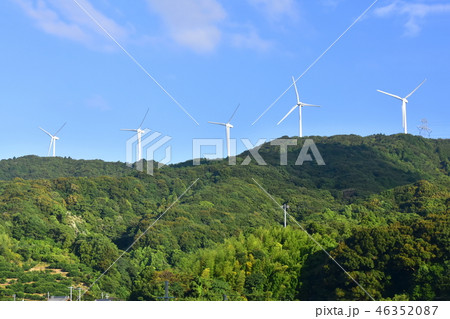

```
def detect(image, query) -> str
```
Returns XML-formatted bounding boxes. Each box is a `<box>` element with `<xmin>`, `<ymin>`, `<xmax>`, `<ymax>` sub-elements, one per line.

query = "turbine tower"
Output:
<box><xmin>39</xmin><ymin>122</ymin><xmax>66</xmax><ymax>157</ymax></box>
<box><xmin>277</xmin><ymin>76</ymin><xmax>320</xmax><ymax>137</ymax></box>
<box><xmin>377</xmin><ymin>79</ymin><xmax>427</xmax><ymax>134</ymax></box>
<box><xmin>208</xmin><ymin>104</ymin><xmax>240</xmax><ymax>158</ymax></box>
<box><xmin>121</xmin><ymin>108</ymin><xmax>150</xmax><ymax>162</ymax></box>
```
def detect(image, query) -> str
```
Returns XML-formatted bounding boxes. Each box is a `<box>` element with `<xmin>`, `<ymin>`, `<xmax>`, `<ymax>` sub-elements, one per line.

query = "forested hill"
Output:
<box><xmin>0</xmin><ymin>155</ymin><xmax>135</xmax><ymax>180</ymax></box>
<box><xmin>1</xmin><ymin>134</ymin><xmax>449</xmax><ymax>188</ymax></box>
<box><xmin>0</xmin><ymin>134</ymin><xmax>449</xmax><ymax>301</ymax></box>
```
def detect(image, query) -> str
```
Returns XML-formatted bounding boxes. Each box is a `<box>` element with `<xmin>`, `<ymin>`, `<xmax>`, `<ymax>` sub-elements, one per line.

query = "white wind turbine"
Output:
<box><xmin>277</xmin><ymin>76</ymin><xmax>320</xmax><ymax>137</ymax></box>
<box><xmin>377</xmin><ymin>79</ymin><xmax>427</xmax><ymax>134</ymax></box>
<box><xmin>39</xmin><ymin>123</ymin><xmax>66</xmax><ymax>157</ymax></box>
<box><xmin>121</xmin><ymin>108</ymin><xmax>149</xmax><ymax>162</ymax></box>
<box><xmin>208</xmin><ymin>104</ymin><xmax>240</xmax><ymax>158</ymax></box>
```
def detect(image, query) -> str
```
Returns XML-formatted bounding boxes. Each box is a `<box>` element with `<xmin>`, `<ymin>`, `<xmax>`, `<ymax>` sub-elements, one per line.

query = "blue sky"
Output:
<box><xmin>0</xmin><ymin>0</ymin><xmax>449</xmax><ymax>164</ymax></box>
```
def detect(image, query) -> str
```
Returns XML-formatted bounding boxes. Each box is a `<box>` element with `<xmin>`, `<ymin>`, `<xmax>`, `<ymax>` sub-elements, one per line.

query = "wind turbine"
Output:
<box><xmin>208</xmin><ymin>104</ymin><xmax>240</xmax><ymax>158</ymax></box>
<box><xmin>377</xmin><ymin>79</ymin><xmax>427</xmax><ymax>134</ymax></box>
<box><xmin>277</xmin><ymin>76</ymin><xmax>320</xmax><ymax>137</ymax></box>
<box><xmin>121</xmin><ymin>108</ymin><xmax>150</xmax><ymax>162</ymax></box>
<box><xmin>39</xmin><ymin>122</ymin><xmax>66</xmax><ymax>157</ymax></box>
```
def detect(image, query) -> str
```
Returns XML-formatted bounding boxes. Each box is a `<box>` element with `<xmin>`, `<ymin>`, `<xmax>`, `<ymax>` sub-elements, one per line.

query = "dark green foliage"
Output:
<box><xmin>0</xmin><ymin>156</ymin><xmax>135</xmax><ymax>180</ymax></box>
<box><xmin>0</xmin><ymin>134</ymin><xmax>448</xmax><ymax>300</ymax></box>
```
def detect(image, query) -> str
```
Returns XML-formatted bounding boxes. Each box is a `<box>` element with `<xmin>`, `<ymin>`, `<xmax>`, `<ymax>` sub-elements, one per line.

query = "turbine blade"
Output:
<box><xmin>48</xmin><ymin>139</ymin><xmax>53</xmax><ymax>157</ymax></box>
<box><xmin>39</xmin><ymin>127</ymin><xmax>53</xmax><ymax>138</ymax></box>
<box><xmin>227</xmin><ymin>103</ymin><xmax>240</xmax><ymax>124</ymax></box>
<box><xmin>277</xmin><ymin>105</ymin><xmax>298</xmax><ymax>125</ymax></box>
<box><xmin>139</xmin><ymin>108</ymin><xmax>150</xmax><ymax>128</ymax></box>
<box><xmin>120</xmin><ymin>129</ymin><xmax>138</xmax><ymax>131</ymax></box>
<box><xmin>208</xmin><ymin>121</ymin><xmax>226</xmax><ymax>126</ymax></box>
<box><xmin>303</xmin><ymin>104</ymin><xmax>320</xmax><ymax>107</ymax></box>
<box><xmin>54</xmin><ymin>122</ymin><xmax>66</xmax><ymax>136</ymax></box>
<box><xmin>377</xmin><ymin>90</ymin><xmax>403</xmax><ymax>100</ymax></box>
<box><xmin>292</xmin><ymin>76</ymin><xmax>300</xmax><ymax>104</ymax></box>
<box><xmin>406</xmin><ymin>78</ymin><xmax>427</xmax><ymax>99</ymax></box>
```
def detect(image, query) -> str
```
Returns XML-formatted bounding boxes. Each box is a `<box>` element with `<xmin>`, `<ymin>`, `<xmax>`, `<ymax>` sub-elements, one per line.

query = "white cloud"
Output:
<box><xmin>146</xmin><ymin>0</ymin><xmax>226</xmax><ymax>53</ymax></box>
<box><xmin>247</xmin><ymin>0</ymin><xmax>298</xmax><ymax>22</ymax></box>
<box><xmin>17</xmin><ymin>0</ymin><xmax>273</xmax><ymax>54</ymax></box>
<box><xmin>13</xmin><ymin>0</ymin><xmax>131</xmax><ymax>50</ymax></box>
<box><xmin>374</xmin><ymin>0</ymin><xmax>450</xmax><ymax>36</ymax></box>
<box><xmin>231</xmin><ymin>29</ymin><xmax>272</xmax><ymax>51</ymax></box>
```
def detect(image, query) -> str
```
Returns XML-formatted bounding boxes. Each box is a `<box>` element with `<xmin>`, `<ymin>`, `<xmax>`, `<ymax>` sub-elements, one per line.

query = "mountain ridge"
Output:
<box><xmin>0</xmin><ymin>134</ymin><xmax>448</xmax><ymax>301</ymax></box>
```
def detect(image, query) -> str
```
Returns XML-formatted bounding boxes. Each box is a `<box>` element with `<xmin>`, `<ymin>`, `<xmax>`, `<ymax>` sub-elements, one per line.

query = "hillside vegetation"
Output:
<box><xmin>0</xmin><ymin>134</ymin><xmax>448</xmax><ymax>301</ymax></box>
<box><xmin>0</xmin><ymin>156</ymin><xmax>135</xmax><ymax>180</ymax></box>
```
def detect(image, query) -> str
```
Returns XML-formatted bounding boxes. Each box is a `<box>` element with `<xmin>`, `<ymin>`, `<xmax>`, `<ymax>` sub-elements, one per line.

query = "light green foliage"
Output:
<box><xmin>0</xmin><ymin>134</ymin><xmax>448</xmax><ymax>300</ymax></box>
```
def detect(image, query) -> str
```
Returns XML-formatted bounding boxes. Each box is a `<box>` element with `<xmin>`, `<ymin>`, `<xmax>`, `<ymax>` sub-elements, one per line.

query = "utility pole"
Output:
<box><xmin>157</xmin><ymin>281</ymin><xmax>174</xmax><ymax>301</ymax></box>
<box><xmin>68</xmin><ymin>286</ymin><xmax>74</xmax><ymax>301</ymax></box>
<box><xmin>164</xmin><ymin>281</ymin><xmax>169</xmax><ymax>300</ymax></box>
<box><xmin>282</xmin><ymin>204</ymin><xmax>289</xmax><ymax>228</ymax></box>
<box><xmin>76</xmin><ymin>288</ymin><xmax>82</xmax><ymax>301</ymax></box>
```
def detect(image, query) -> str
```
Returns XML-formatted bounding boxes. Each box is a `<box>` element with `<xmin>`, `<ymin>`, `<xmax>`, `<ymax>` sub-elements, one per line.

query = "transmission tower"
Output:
<box><xmin>418</xmin><ymin>118</ymin><xmax>432</xmax><ymax>137</ymax></box>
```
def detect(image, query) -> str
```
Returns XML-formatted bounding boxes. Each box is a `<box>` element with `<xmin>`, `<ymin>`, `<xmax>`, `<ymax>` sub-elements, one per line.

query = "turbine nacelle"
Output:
<box><xmin>377</xmin><ymin>79</ymin><xmax>426</xmax><ymax>134</ymax></box>
<box><xmin>277</xmin><ymin>76</ymin><xmax>320</xmax><ymax>138</ymax></box>
<box><xmin>208</xmin><ymin>103</ymin><xmax>240</xmax><ymax>158</ymax></box>
<box><xmin>120</xmin><ymin>108</ymin><xmax>150</xmax><ymax>162</ymax></box>
<box><xmin>39</xmin><ymin>122</ymin><xmax>66</xmax><ymax>157</ymax></box>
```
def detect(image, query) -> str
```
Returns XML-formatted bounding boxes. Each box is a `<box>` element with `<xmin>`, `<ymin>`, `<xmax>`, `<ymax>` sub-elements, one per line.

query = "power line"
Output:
<box><xmin>252</xmin><ymin>178</ymin><xmax>376</xmax><ymax>301</ymax></box>
<box><xmin>81</xmin><ymin>178</ymin><xmax>199</xmax><ymax>298</ymax></box>
<box><xmin>71</xmin><ymin>0</ymin><xmax>199</xmax><ymax>126</ymax></box>
<box><xmin>252</xmin><ymin>0</ymin><xmax>380</xmax><ymax>126</ymax></box>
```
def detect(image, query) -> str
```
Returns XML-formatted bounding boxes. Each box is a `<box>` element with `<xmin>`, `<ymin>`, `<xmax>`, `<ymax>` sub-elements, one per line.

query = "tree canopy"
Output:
<box><xmin>0</xmin><ymin>134</ymin><xmax>448</xmax><ymax>301</ymax></box>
